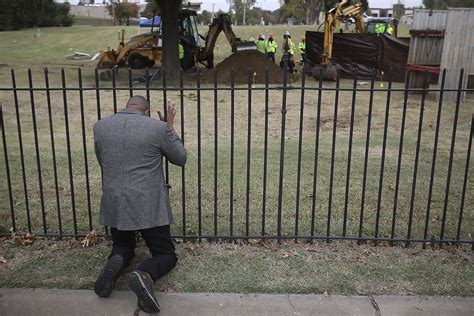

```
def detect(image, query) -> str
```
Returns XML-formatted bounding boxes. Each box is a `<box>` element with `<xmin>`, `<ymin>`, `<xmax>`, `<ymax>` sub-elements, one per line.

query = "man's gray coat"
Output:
<box><xmin>93</xmin><ymin>108</ymin><xmax>187</xmax><ymax>230</ymax></box>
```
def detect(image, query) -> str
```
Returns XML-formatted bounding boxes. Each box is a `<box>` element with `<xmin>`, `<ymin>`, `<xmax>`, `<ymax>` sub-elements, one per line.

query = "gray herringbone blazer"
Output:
<box><xmin>93</xmin><ymin>108</ymin><xmax>187</xmax><ymax>230</ymax></box>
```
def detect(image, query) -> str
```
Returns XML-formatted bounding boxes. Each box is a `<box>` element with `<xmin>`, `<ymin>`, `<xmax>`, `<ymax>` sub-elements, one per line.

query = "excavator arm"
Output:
<box><xmin>198</xmin><ymin>14</ymin><xmax>256</xmax><ymax>63</ymax></box>
<box><xmin>322</xmin><ymin>0</ymin><xmax>365</xmax><ymax>65</ymax></box>
<box><xmin>315</xmin><ymin>0</ymin><xmax>365</xmax><ymax>80</ymax></box>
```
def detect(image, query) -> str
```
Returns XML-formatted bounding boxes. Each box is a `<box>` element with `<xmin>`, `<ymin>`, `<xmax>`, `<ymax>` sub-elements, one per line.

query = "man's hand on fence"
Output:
<box><xmin>157</xmin><ymin>101</ymin><xmax>177</xmax><ymax>133</ymax></box>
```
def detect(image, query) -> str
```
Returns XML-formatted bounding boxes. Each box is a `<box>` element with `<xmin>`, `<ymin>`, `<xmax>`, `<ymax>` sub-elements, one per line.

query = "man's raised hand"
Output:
<box><xmin>157</xmin><ymin>101</ymin><xmax>177</xmax><ymax>133</ymax></box>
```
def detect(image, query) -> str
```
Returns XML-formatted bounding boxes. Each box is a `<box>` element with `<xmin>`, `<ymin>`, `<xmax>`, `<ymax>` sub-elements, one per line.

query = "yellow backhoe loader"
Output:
<box><xmin>96</xmin><ymin>9</ymin><xmax>256</xmax><ymax>77</ymax></box>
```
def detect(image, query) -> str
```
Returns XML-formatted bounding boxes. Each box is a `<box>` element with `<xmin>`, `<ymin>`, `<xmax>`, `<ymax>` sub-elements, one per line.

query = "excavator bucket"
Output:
<box><xmin>96</xmin><ymin>51</ymin><xmax>118</xmax><ymax>70</ymax></box>
<box><xmin>312</xmin><ymin>63</ymin><xmax>338</xmax><ymax>81</ymax></box>
<box><xmin>233</xmin><ymin>41</ymin><xmax>257</xmax><ymax>52</ymax></box>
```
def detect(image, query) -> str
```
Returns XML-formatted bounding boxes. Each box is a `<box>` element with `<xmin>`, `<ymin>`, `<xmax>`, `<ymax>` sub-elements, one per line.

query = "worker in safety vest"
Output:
<box><xmin>387</xmin><ymin>23</ymin><xmax>394</xmax><ymax>35</ymax></box>
<box><xmin>282</xmin><ymin>31</ymin><xmax>295</xmax><ymax>73</ymax></box>
<box><xmin>298</xmin><ymin>35</ymin><xmax>306</xmax><ymax>65</ymax></box>
<box><xmin>375</xmin><ymin>22</ymin><xmax>386</xmax><ymax>34</ymax></box>
<box><xmin>255</xmin><ymin>34</ymin><xmax>266</xmax><ymax>54</ymax></box>
<box><xmin>178</xmin><ymin>41</ymin><xmax>185</xmax><ymax>69</ymax></box>
<box><xmin>266</xmin><ymin>34</ymin><xmax>277</xmax><ymax>63</ymax></box>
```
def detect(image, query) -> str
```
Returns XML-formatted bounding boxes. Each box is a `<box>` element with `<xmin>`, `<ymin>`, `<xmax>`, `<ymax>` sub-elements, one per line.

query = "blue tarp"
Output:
<box><xmin>140</xmin><ymin>16</ymin><xmax>161</xmax><ymax>28</ymax></box>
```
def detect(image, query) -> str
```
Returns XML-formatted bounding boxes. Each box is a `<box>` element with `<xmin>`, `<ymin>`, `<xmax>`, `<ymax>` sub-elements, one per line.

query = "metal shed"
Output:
<box><xmin>407</xmin><ymin>8</ymin><xmax>474</xmax><ymax>101</ymax></box>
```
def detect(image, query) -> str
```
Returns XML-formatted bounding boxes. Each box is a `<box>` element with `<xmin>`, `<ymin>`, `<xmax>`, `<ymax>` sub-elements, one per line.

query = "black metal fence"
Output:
<box><xmin>0</xmin><ymin>66</ymin><xmax>472</xmax><ymax>247</ymax></box>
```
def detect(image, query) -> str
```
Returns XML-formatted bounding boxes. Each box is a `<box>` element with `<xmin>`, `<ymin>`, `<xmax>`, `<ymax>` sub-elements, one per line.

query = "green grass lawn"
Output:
<box><xmin>1</xmin><ymin>238</ymin><xmax>472</xmax><ymax>296</ymax></box>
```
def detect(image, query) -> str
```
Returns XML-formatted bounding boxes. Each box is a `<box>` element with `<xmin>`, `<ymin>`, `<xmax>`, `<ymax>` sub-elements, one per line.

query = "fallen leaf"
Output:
<box><xmin>0</xmin><ymin>256</ymin><xmax>6</xmax><ymax>264</ymax></box>
<box><xmin>282</xmin><ymin>252</ymin><xmax>290</xmax><ymax>258</ymax></box>
<box><xmin>20</xmin><ymin>233</ymin><xmax>36</xmax><ymax>246</ymax></box>
<box><xmin>248</xmin><ymin>239</ymin><xmax>262</xmax><ymax>246</ymax></box>
<box><xmin>81</xmin><ymin>230</ymin><xmax>98</xmax><ymax>247</ymax></box>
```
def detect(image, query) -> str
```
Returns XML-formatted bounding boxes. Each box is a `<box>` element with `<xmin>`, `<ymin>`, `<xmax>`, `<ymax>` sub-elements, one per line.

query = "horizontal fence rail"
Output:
<box><xmin>0</xmin><ymin>66</ymin><xmax>473</xmax><ymax>247</ymax></box>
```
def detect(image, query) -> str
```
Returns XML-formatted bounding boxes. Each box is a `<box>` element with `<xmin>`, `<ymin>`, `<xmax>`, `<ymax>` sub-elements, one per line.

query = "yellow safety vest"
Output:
<box><xmin>299</xmin><ymin>41</ymin><xmax>305</xmax><ymax>54</ymax></box>
<box><xmin>178</xmin><ymin>43</ymin><xmax>184</xmax><ymax>60</ymax></box>
<box><xmin>387</xmin><ymin>25</ymin><xmax>394</xmax><ymax>35</ymax></box>
<box><xmin>287</xmin><ymin>39</ymin><xmax>295</xmax><ymax>55</ymax></box>
<box><xmin>266</xmin><ymin>40</ymin><xmax>277</xmax><ymax>53</ymax></box>
<box><xmin>375</xmin><ymin>23</ymin><xmax>386</xmax><ymax>33</ymax></box>
<box><xmin>255</xmin><ymin>39</ymin><xmax>266</xmax><ymax>53</ymax></box>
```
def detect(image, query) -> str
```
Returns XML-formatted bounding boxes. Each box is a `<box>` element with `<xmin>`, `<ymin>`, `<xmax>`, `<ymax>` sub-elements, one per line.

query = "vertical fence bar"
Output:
<box><xmin>311</xmin><ymin>69</ymin><xmax>323</xmax><ymax>239</ymax></box>
<box><xmin>327</xmin><ymin>71</ymin><xmax>340</xmax><ymax>242</ymax></box>
<box><xmin>213</xmin><ymin>69</ymin><xmax>218</xmax><ymax>237</ymax></box>
<box><xmin>196</xmin><ymin>69</ymin><xmax>202</xmax><ymax>238</ymax></box>
<box><xmin>294</xmin><ymin>69</ymin><xmax>306</xmax><ymax>240</ymax></box>
<box><xmin>78</xmin><ymin>68</ymin><xmax>93</xmax><ymax>231</ymax></box>
<box><xmin>343</xmin><ymin>75</ymin><xmax>358</xmax><ymax>237</ymax></box>
<box><xmin>61</xmin><ymin>68</ymin><xmax>78</xmax><ymax>236</ymax></box>
<box><xmin>11</xmin><ymin>69</ymin><xmax>31</xmax><ymax>233</ymax></box>
<box><xmin>261</xmin><ymin>67</ymin><xmax>269</xmax><ymax>236</ymax></box>
<box><xmin>245</xmin><ymin>68</ymin><xmax>252</xmax><ymax>236</ymax></box>
<box><xmin>406</xmin><ymin>71</ymin><xmax>429</xmax><ymax>246</ymax></box>
<box><xmin>440</xmin><ymin>69</ymin><xmax>464</xmax><ymax>245</ymax></box>
<box><xmin>162</xmin><ymin>70</ymin><xmax>169</xmax><ymax>185</ymax></box>
<box><xmin>94</xmin><ymin>69</ymin><xmax>102</xmax><ymax>121</ymax></box>
<box><xmin>112</xmin><ymin>68</ymin><xmax>117</xmax><ymax>113</ymax></box>
<box><xmin>0</xmin><ymin>104</ymin><xmax>16</xmax><ymax>231</ymax></box>
<box><xmin>423</xmin><ymin>69</ymin><xmax>446</xmax><ymax>246</ymax></box>
<box><xmin>277</xmin><ymin>58</ymin><xmax>289</xmax><ymax>243</ymax></box>
<box><xmin>375</xmin><ymin>76</ymin><xmax>392</xmax><ymax>243</ymax></box>
<box><xmin>128</xmin><ymin>68</ymin><xmax>133</xmax><ymax>97</ymax></box>
<box><xmin>179</xmin><ymin>70</ymin><xmax>186</xmax><ymax>239</ymax></box>
<box><xmin>145</xmin><ymin>68</ymin><xmax>150</xmax><ymax>103</ymax></box>
<box><xmin>391</xmin><ymin>73</ymin><xmax>410</xmax><ymax>244</ymax></box>
<box><xmin>229</xmin><ymin>69</ymin><xmax>235</xmax><ymax>237</ymax></box>
<box><xmin>358</xmin><ymin>70</ymin><xmax>376</xmax><ymax>242</ymax></box>
<box><xmin>95</xmin><ymin>69</ymin><xmax>108</xmax><ymax>236</ymax></box>
<box><xmin>28</xmin><ymin>69</ymin><xmax>47</xmax><ymax>234</ymax></box>
<box><xmin>457</xmin><ymin>115</ymin><xmax>473</xmax><ymax>241</ymax></box>
<box><xmin>44</xmin><ymin>68</ymin><xmax>62</xmax><ymax>237</ymax></box>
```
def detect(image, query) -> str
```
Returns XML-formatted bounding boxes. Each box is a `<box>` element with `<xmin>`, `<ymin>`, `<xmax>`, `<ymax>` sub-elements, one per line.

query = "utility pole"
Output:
<box><xmin>212</xmin><ymin>3</ymin><xmax>215</xmax><ymax>18</ymax></box>
<box><xmin>112</xmin><ymin>1</ymin><xmax>116</xmax><ymax>26</ymax></box>
<box><xmin>243</xmin><ymin>0</ymin><xmax>246</xmax><ymax>25</ymax></box>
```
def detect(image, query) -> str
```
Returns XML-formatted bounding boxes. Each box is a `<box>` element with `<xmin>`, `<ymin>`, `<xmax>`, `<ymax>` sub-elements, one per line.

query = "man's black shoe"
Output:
<box><xmin>94</xmin><ymin>255</ymin><xmax>124</xmax><ymax>298</ymax></box>
<box><xmin>127</xmin><ymin>270</ymin><xmax>160</xmax><ymax>313</ymax></box>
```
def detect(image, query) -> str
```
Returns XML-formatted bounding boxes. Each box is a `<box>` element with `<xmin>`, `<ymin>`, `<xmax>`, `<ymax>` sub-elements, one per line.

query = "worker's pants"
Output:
<box><xmin>301</xmin><ymin>53</ymin><xmax>306</xmax><ymax>64</ymax></box>
<box><xmin>108</xmin><ymin>225</ymin><xmax>177</xmax><ymax>282</ymax></box>
<box><xmin>267</xmin><ymin>52</ymin><xmax>275</xmax><ymax>63</ymax></box>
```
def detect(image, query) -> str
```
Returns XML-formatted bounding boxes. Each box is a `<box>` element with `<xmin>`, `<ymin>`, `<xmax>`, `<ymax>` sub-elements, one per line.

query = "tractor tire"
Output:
<box><xmin>128</xmin><ymin>53</ymin><xmax>148</xmax><ymax>69</ymax></box>
<box><xmin>180</xmin><ymin>43</ymin><xmax>194</xmax><ymax>70</ymax></box>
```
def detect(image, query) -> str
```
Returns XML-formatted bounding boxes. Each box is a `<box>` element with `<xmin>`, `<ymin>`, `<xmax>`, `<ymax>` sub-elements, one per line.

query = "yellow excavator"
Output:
<box><xmin>314</xmin><ymin>0</ymin><xmax>365</xmax><ymax>80</ymax></box>
<box><xmin>96</xmin><ymin>9</ymin><xmax>256</xmax><ymax>77</ymax></box>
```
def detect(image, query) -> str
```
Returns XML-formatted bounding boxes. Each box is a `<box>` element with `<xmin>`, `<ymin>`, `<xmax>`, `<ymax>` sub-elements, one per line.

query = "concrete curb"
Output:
<box><xmin>1</xmin><ymin>288</ymin><xmax>473</xmax><ymax>315</ymax></box>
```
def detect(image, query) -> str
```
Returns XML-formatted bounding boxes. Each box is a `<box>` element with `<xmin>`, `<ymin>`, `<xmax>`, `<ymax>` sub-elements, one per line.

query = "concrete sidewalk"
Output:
<box><xmin>0</xmin><ymin>288</ymin><xmax>473</xmax><ymax>316</ymax></box>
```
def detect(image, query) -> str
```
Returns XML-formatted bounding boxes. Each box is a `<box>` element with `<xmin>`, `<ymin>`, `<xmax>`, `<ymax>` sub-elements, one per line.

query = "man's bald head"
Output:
<box><xmin>126</xmin><ymin>96</ymin><xmax>150</xmax><ymax>112</ymax></box>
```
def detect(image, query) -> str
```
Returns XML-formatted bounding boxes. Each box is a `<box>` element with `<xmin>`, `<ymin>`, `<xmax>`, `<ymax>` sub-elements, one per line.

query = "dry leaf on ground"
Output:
<box><xmin>81</xmin><ymin>230</ymin><xmax>98</xmax><ymax>247</ymax></box>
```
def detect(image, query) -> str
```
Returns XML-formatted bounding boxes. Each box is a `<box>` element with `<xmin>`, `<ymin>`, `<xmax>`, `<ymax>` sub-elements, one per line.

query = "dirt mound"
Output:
<box><xmin>201</xmin><ymin>50</ymin><xmax>286</xmax><ymax>85</ymax></box>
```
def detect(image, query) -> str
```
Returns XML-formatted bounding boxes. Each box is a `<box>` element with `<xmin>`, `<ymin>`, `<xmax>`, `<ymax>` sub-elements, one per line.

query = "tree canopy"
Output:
<box><xmin>0</xmin><ymin>0</ymin><xmax>73</xmax><ymax>31</ymax></box>
<box><xmin>107</xmin><ymin>2</ymin><xmax>140</xmax><ymax>26</ymax></box>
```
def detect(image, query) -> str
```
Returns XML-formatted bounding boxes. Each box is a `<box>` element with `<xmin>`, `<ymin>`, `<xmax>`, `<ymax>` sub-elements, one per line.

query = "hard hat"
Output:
<box><xmin>284</xmin><ymin>31</ymin><xmax>290</xmax><ymax>36</ymax></box>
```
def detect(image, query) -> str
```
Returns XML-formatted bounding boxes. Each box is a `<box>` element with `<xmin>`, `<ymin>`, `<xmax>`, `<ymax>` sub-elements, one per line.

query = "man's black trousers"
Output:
<box><xmin>109</xmin><ymin>225</ymin><xmax>177</xmax><ymax>281</ymax></box>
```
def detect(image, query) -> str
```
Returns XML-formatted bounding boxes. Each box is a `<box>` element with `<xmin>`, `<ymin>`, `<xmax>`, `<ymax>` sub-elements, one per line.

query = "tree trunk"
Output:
<box><xmin>156</xmin><ymin>0</ymin><xmax>180</xmax><ymax>81</ymax></box>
